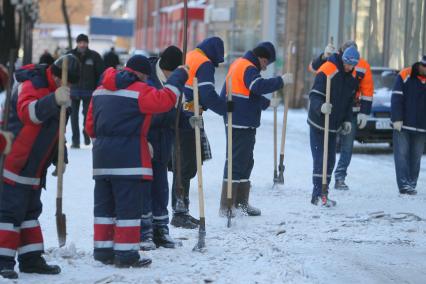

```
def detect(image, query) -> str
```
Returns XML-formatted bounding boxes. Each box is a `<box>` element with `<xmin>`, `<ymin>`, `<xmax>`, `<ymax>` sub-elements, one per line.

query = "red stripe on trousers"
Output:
<box><xmin>0</xmin><ymin>230</ymin><xmax>20</xmax><ymax>250</ymax></box>
<box><xmin>114</xmin><ymin>226</ymin><xmax>140</xmax><ymax>244</ymax></box>
<box><xmin>94</xmin><ymin>224</ymin><xmax>115</xmax><ymax>242</ymax></box>
<box><xmin>20</xmin><ymin>226</ymin><xmax>43</xmax><ymax>246</ymax></box>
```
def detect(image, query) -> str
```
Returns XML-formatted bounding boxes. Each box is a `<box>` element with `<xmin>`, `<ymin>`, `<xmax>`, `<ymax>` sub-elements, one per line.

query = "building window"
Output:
<box><xmin>389</xmin><ymin>0</ymin><xmax>407</xmax><ymax>69</ymax></box>
<box><xmin>405</xmin><ymin>0</ymin><xmax>425</xmax><ymax>66</ymax></box>
<box><xmin>355</xmin><ymin>0</ymin><xmax>385</xmax><ymax>66</ymax></box>
<box><xmin>341</xmin><ymin>0</ymin><xmax>356</xmax><ymax>42</ymax></box>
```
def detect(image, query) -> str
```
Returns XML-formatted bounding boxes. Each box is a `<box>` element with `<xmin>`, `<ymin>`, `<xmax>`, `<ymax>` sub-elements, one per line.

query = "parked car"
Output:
<box><xmin>355</xmin><ymin>67</ymin><xmax>398</xmax><ymax>144</ymax></box>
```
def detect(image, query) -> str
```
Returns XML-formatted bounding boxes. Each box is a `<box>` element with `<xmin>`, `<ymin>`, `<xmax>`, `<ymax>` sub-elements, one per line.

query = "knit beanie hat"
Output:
<box><xmin>126</xmin><ymin>55</ymin><xmax>152</xmax><ymax>75</ymax></box>
<box><xmin>159</xmin><ymin>45</ymin><xmax>183</xmax><ymax>71</ymax></box>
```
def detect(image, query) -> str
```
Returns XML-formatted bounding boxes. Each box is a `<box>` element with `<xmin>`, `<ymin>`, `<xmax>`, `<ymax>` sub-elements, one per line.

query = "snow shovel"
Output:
<box><xmin>56</xmin><ymin>57</ymin><xmax>67</xmax><ymax>247</ymax></box>
<box><xmin>321</xmin><ymin>75</ymin><xmax>335</xmax><ymax>206</ymax></box>
<box><xmin>191</xmin><ymin>78</ymin><xmax>206</xmax><ymax>252</ymax></box>
<box><xmin>272</xmin><ymin>91</ymin><xmax>278</xmax><ymax>184</ymax></box>
<box><xmin>277</xmin><ymin>41</ymin><xmax>294</xmax><ymax>185</ymax></box>
<box><xmin>226</xmin><ymin>75</ymin><xmax>233</xmax><ymax>228</ymax></box>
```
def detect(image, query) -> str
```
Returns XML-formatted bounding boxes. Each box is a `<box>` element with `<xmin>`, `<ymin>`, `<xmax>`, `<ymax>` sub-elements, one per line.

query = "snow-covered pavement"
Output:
<box><xmin>9</xmin><ymin>108</ymin><xmax>426</xmax><ymax>284</ymax></box>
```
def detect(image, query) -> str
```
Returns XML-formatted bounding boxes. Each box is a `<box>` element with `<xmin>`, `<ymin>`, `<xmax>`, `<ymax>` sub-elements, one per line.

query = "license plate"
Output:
<box><xmin>375</xmin><ymin>120</ymin><xmax>392</xmax><ymax>130</ymax></box>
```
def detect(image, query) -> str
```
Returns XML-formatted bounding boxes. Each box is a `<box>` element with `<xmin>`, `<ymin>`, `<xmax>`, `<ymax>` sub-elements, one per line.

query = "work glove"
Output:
<box><xmin>320</xmin><ymin>102</ymin><xmax>332</xmax><ymax>114</ymax></box>
<box><xmin>54</xmin><ymin>86</ymin><xmax>71</xmax><ymax>107</ymax></box>
<box><xmin>357</xmin><ymin>113</ymin><xmax>369</xmax><ymax>129</ymax></box>
<box><xmin>270</xmin><ymin>96</ymin><xmax>281</xmax><ymax>108</ymax></box>
<box><xmin>323</xmin><ymin>43</ymin><xmax>336</xmax><ymax>58</ymax></box>
<box><xmin>189</xmin><ymin>116</ymin><xmax>204</xmax><ymax>129</ymax></box>
<box><xmin>281</xmin><ymin>73</ymin><xmax>294</xmax><ymax>85</ymax></box>
<box><xmin>148</xmin><ymin>142</ymin><xmax>154</xmax><ymax>159</ymax></box>
<box><xmin>393</xmin><ymin>121</ymin><xmax>403</xmax><ymax>132</ymax></box>
<box><xmin>0</xmin><ymin>130</ymin><xmax>14</xmax><ymax>155</ymax></box>
<box><xmin>52</xmin><ymin>164</ymin><xmax>66</xmax><ymax>177</ymax></box>
<box><xmin>341</xmin><ymin>121</ymin><xmax>352</xmax><ymax>135</ymax></box>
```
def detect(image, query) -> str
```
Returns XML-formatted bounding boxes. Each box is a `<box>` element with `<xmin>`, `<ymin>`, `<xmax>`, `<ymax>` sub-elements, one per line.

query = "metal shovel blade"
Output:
<box><xmin>56</xmin><ymin>198</ymin><xmax>67</xmax><ymax>247</ymax></box>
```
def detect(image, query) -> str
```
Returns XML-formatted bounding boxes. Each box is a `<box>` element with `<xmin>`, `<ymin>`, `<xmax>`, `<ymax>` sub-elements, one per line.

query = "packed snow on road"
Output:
<box><xmin>12</xmin><ymin>108</ymin><xmax>426</xmax><ymax>284</ymax></box>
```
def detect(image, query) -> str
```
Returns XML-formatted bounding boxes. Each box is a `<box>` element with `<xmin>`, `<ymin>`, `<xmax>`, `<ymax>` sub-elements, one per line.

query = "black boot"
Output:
<box><xmin>83</xmin><ymin>130</ymin><xmax>91</xmax><ymax>146</ymax></box>
<box><xmin>0</xmin><ymin>269</ymin><xmax>18</xmax><ymax>279</ymax></box>
<box><xmin>140</xmin><ymin>234</ymin><xmax>156</xmax><ymax>251</ymax></box>
<box><xmin>219</xmin><ymin>181</ymin><xmax>237</xmax><ymax>217</ymax></box>
<box><xmin>19</xmin><ymin>256</ymin><xmax>61</xmax><ymax>275</ymax></box>
<box><xmin>236</xmin><ymin>181</ymin><xmax>261</xmax><ymax>216</ymax></box>
<box><xmin>153</xmin><ymin>227</ymin><xmax>180</xmax><ymax>249</ymax></box>
<box><xmin>170</xmin><ymin>213</ymin><xmax>198</xmax><ymax>229</ymax></box>
<box><xmin>399</xmin><ymin>187</ymin><xmax>417</xmax><ymax>195</ymax></box>
<box><xmin>114</xmin><ymin>257</ymin><xmax>152</xmax><ymax>268</ymax></box>
<box><xmin>186</xmin><ymin>214</ymin><xmax>199</xmax><ymax>225</ymax></box>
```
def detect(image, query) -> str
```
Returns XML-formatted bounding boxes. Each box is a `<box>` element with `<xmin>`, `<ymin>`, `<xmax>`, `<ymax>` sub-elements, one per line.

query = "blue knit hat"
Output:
<box><xmin>126</xmin><ymin>55</ymin><xmax>152</xmax><ymax>75</ymax></box>
<box><xmin>253</xmin><ymin>42</ymin><xmax>276</xmax><ymax>64</ymax></box>
<box><xmin>421</xmin><ymin>55</ymin><xmax>426</xmax><ymax>66</ymax></box>
<box><xmin>342</xmin><ymin>46</ymin><xmax>360</xmax><ymax>66</ymax></box>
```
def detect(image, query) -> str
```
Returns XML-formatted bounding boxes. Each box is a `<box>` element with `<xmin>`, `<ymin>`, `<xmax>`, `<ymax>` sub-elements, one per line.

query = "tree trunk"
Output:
<box><xmin>61</xmin><ymin>0</ymin><xmax>72</xmax><ymax>50</ymax></box>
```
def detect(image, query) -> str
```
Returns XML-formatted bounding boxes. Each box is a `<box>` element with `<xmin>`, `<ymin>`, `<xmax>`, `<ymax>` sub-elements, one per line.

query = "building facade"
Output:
<box><xmin>133</xmin><ymin>0</ymin><xmax>425</xmax><ymax>107</ymax></box>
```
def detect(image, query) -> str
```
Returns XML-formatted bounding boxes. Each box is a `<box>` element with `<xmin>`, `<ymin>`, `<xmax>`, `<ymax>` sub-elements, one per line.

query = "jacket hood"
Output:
<box><xmin>100</xmin><ymin>67</ymin><xmax>139</xmax><ymax>91</ymax></box>
<box><xmin>196</xmin><ymin>37</ymin><xmax>224</xmax><ymax>67</ymax></box>
<box><xmin>243</xmin><ymin>51</ymin><xmax>261</xmax><ymax>70</ymax></box>
<box><xmin>14</xmin><ymin>64</ymin><xmax>55</xmax><ymax>90</ymax></box>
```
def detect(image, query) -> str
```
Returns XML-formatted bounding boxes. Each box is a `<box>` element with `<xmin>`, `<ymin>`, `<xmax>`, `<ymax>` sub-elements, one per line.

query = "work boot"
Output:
<box><xmin>236</xmin><ymin>181</ymin><xmax>261</xmax><ymax>216</ymax></box>
<box><xmin>140</xmin><ymin>234</ymin><xmax>156</xmax><ymax>251</ymax></box>
<box><xmin>0</xmin><ymin>268</ymin><xmax>18</xmax><ymax>279</ymax></box>
<box><xmin>114</xmin><ymin>257</ymin><xmax>152</xmax><ymax>268</ymax></box>
<box><xmin>170</xmin><ymin>213</ymin><xmax>198</xmax><ymax>229</ymax></box>
<box><xmin>70</xmin><ymin>143</ymin><xmax>80</xmax><ymax>149</ymax></box>
<box><xmin>399</xmin><ymin>187</ymin><xmax>417</xmax><ymax>195</ymax></box>
<box><xmin>83</xmin><ymin>130</ymin><xmax>91</xmax><ymax>146</ymax></box>
<box><xmin>186</xmin><ymin>214</ymin><xmax>199</xmax><ymax>225</ymax></box>
<box><xmin>219</xmin><ymin>181</ymin><xmax>238</xmax><ymax>217</ymax></box>
<box><xmin>19</xmin><ymin>256</ymin><xmax>61</xmax><ymax>275</ymax></box>
<box><xmin>334</xmin><ymin>180</ymin><xmax>349</xmax><ymax>190</ymax></box>
<box><xmin>153</xmin><ymin>227</ymin><xmax>180</xmax><ymax>249</ymax></box>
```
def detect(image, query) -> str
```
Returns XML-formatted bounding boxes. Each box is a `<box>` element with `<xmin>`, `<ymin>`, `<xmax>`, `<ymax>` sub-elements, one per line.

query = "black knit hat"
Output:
<box><xmin>76</xmin><ymin>34</ymin><xmax>89</xmax><ymax>43</ymax></box>
<box><xmin>50</xmin><ymin>54</ymin><xmax>81</xmax><ymax>84</ymax></box>
<box><xmin>126</xmin><ymin>55</ymin><xmax>152</xmax><ymax>75</ymax></box>
<box><xmin>159</xmin><ymin>45</ymin><xmax>183</xmax><ymax>71</ymax></box>
<box><xmin>252</xmin><ymin>42</ymin><xmax>276</xmax><ymax>63</ymax></box>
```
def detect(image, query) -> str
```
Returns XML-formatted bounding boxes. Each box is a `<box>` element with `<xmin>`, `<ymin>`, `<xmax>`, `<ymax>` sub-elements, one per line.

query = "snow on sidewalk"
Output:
<box><xmin>11</xmin><ymin>108</ymin><xmax>425</xmax><ymax>284</ymax></box>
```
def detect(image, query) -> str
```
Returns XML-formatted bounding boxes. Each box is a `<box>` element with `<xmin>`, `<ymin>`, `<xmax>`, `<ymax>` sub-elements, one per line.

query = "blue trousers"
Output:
<box><xmin>93</xmin><ymin>178</ymin><xmax>147</xmax><ymax>264</ymax></box>
<box><xmin>310</xmin><ymin>126</ymin><xmax>337</xmax><ymax>198</ymax></box>
<box><xmin>223</xmin><ymin>128</ymin><xmax>256</xmax><ymax>182</ymax></box>
<box><xmin>334</xmin><ymin>116</ymin><xmax>357</xmax><ymax>181</ymax></box>
<box><xmin>141</xmin><ymin>160</ymin><xmax>170</xmax><ymax>238</ymax></box>
<box><xmin>141</xmin><ymin>128</ymin><xmax>172</xmax><ymax>238</ymax></box>
<box><xmin>393</xmin><ymin>130</ymin><xmax>426</xmax><ymax>190</ymax></box>
<box><xmin>171</xmin><ymin>129</ymin><xmax>197</xmax><ymax>214</ymax></box>
<box><xmin>0</xmin><ymin>183</ymin><xmax>44</xmax><ymax>269</ymax></box>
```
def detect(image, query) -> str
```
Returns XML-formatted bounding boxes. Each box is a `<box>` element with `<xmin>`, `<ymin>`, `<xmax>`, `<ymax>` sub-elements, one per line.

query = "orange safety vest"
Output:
<box><xmin>185</xmin><ymin>49</ymin><xmax>210</xmax><ymax>88</ymax></box>
<box><xmin>225</xmin><ymin>57</ymin><xmax>255</xmax><ymax>97</ymax></box>
<box><xmin>355</xmin><ymin>58</ymin><xmax>374</xmax><ymax>101</ymax></box>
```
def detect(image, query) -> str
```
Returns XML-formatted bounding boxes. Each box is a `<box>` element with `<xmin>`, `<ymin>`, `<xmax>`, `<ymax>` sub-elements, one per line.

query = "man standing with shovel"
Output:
<box><xmin>0</xmin><ymin>55</ymin><xmax>80</xmax><ymax>279</ymax></box>
<box><xmin>219</xmin><ymin>42</ymin><xmax>293</xmax><ymax>217</ymax></box>
<box><xmin>308</xmin><ymin>46</ymin><xmax>360</xmax><ymax>206</ymax></box>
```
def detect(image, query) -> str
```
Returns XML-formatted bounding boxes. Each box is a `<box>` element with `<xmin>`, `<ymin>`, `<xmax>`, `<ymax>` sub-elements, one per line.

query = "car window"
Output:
<box><xmin>373</xmin><ymin>70</ymin><xmax>398</xmax><ymax>90</ymax></box>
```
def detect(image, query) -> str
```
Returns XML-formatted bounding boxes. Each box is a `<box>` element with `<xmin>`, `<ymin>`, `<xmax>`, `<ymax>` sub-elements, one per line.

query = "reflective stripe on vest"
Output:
<box><xmin>225</xmin><ymin>58</ymin><xmax>255</xmax><ymax>98</ymax></box>
<box><xmin>185</xmin><ymin>49</ymin><xmax>210</xmax><ymax>87</ymax></box>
